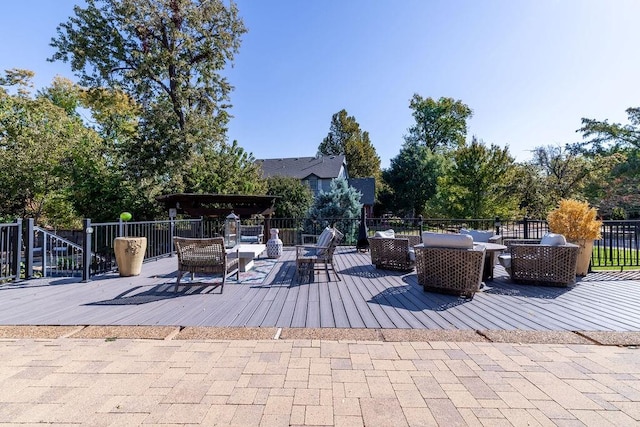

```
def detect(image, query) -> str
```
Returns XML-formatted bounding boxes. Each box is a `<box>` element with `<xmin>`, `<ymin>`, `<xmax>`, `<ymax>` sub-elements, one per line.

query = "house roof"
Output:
<box><xmin>256</xmin><ymin>155</ymin><xmax>346</xmax><ymax>180</ymax></box>
<box><xmin>348</xmin><ymin>178</ymin><xmax>375</xmax><ymax>205</ymax></box>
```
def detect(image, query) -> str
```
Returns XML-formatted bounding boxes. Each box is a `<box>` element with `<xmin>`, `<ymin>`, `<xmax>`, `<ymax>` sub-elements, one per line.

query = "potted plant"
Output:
<box><xmin>113</xmin><ymin>212</ymin><xmax>147</xmax><ymax>276</ymax></box>
<box><xmin>547</xmin><ymin>199</ymin><xmax>602</xmax><ymax>276</ymax></box>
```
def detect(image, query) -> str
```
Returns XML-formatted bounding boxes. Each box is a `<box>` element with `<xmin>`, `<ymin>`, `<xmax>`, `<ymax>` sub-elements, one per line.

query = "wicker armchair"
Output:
<box><xmin>370</xmin><ymin>235</ymin><xmax>421</xmax><ymax>271</ymax></box>
<box><xmin>173</xmin><ymin>237</ymin><xmax>239</xmax><ymax>292</ymax></box>
<box><xmin>296</xmin><ymin>228</ymin><xmax>344</xmax><ymax>282</ymax></box>
<box><xmin>415</xmin><ymin>237</ymin><xmax>486</xmax><ymax>298</ymax></box>
<box><xmin>499</xmin><ymin>239</ymin><xmax>579</xmax><ymax>287</ymax></box>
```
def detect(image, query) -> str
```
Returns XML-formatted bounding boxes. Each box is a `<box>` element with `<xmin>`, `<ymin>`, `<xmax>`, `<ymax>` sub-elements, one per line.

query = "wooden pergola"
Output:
<box><xmin>155</xmin><ymin>193</ymin><xmax>280</xmax><ymax>238</ymax></box>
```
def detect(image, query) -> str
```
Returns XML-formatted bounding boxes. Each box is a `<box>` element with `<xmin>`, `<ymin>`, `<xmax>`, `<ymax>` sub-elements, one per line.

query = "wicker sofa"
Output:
<box><xmin>499</xmin><ymin>238</ymin><xmax>579</xmax><ymax>287</ymax></box>
<box><xmin>415</xmin><ymin>233</ymin><xmax>486</xmax><ymax>298</ymax></box>
<box><xmin>370</xmin><ymin>232</ymin><xmax>421</xmax><ymax>271</ymax></box>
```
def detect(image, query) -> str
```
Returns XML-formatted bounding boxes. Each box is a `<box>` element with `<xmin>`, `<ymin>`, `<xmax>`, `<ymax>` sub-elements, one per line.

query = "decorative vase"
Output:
<box><xmin>114</xmin><ymin>237</ymin><xmax>147</xmax><ymax>276</ymax></box>
<box><xmin>572</xmin><ymin>238</ymin><xmax>594</xmax><ymax>276</ymax></box>
<box><xmin>266</xmin><ymin>229</ymin><xmax>283</xmax><ymax>259</ymax></box>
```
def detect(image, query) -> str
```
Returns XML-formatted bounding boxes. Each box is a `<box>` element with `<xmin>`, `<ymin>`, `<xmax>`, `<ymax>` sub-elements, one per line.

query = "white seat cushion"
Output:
<box><xmin>460</xmin><ymin>228</ymin><xmax>495</xmax><ymax>243</ymax></box>
<box><xmin>422</xmin><ymin>232</ymin><xmax>474</xmax><ymax>249</ymax></box>
<box><xmin>373</xmin><ymin>229</ymin><xmax>395</xmax><ymax>238</ymax></box>
<box><xmin>540</xmin><ymin>233</ymin><xmax>567</xmax><ymax>246</ymax></box>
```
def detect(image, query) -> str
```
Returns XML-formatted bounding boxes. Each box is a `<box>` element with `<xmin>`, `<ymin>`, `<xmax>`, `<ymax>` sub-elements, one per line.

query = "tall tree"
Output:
<box><xmin>431</xmin><ymin>137</ymin><xmax>517</xmax><ymax>219</ymax></box>
<box><xmin>0</xmin><ymin>71</ymin><xmax>105</xmax><ymax>226</ymax></box>
<box><xmin>530</xmin><ymin>145</ymin><xmax>596</xmax><ymax>203</ymax></box>
<box><xmin>572</xmin><ymin>107</ymin><xmax>640</xmax><ymax>154</ymax></box>
<box><xmin>382</xmin><ymin>142</ymin><xmax>444</xmax><ymax>217</ymax></box>
<box><xmin>49</xmin><ymin>0</ymin><xmax>250</xmax><ymax>190</ymax></box>
<box><xmin>318</xmin><ymin>109</ymin><xmax>381</xmax><ymax>181</ymax></box>
<box><xmin>405</xmin><ymin>94</ymin><xmax>473</xmax><ymax>152</ymax></box>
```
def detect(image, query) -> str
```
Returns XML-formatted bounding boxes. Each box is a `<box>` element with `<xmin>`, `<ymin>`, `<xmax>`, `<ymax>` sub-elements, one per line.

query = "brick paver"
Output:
<box><xmin>0</xmin><ymin>337</ymin><xmax>638</xmax><ymax>426</ymax></box>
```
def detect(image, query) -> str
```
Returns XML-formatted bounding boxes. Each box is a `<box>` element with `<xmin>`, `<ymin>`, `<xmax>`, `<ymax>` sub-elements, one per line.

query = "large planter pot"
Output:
<box><xmin>114</xmin><ymin>237</ymin><xmax>147</xmax><ymax>276</ymax></box>
<box><xmin>571</xmin><ymin>238</ymin><xmax>594</xmax><ymax>276</ymax></box>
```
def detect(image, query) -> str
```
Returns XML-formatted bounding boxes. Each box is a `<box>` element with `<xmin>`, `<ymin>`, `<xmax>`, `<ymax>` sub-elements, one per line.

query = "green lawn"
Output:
<box><xmin>591</xmin><ymin>246</ymin><xmax>640</xmax><ymax>271</ymax></box>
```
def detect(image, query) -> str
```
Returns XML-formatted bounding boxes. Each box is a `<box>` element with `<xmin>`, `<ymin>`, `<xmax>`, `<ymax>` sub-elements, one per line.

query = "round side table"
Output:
<box><xmin>266</xmin><ymin>228</ymin><xmax>283</xmax><ymax>258</ymax></box>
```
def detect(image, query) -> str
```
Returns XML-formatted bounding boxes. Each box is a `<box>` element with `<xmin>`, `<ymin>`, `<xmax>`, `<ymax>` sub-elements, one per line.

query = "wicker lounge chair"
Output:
<box><xmin>499</xmin><ymin>238</ymin><xmax>579</xmax><ymax>287</ymax></box>
<box><xmin>415</xmin><ymin>233</ymin><xmax>486</xmax><ymax>298</ymax></box>
<box><xmin>370</xmin><ymin>234</ymin><xmax>421</xmax><ymax>271</ymax></box>
<box><xmin>173</xmin><ymin>237</ymin><xmax>239</xmax><ymax>293</ymax></box>
<box><xmin>296</xmin><ymin>227</ymin><xmax>343</xmax><ymax>282</ymax></box>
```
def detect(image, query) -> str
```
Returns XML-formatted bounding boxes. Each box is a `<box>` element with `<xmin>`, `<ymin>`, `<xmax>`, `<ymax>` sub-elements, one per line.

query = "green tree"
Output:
<box><xmin>382</xmin><ymin>142</ymin><xmax>444</xmax><ymax>217</ymax></box>
<box><xmin>405</xmin><ymin>94</ymin><xmax>473</xmax><ymax>152</ymax></box>
<box><xmin>573</xmin><ymin>107</ymin><xmax>640</xmax><ymax>154</ymax></box>
<box><xmin>570</xmin><ymin>108</ymin><xmax>640</xmax><ymax>218</ymax></box>
<box><xmin>265</xmin><ymin>176</ymin><xmax>313</xmax><ymax>218</ymax></box>
<box><xmin>307</xmin><ymin>178</ymin><xmax>362</xmax><ymax>242</ymax></box>
<box><xmin>318</xmin><ymin>109</ymin><xmax>382</xmax><ymax>182</ymax></box>
<box><xmin>509</xmin><ymin>163</ymin><xmax>552</xmax><ymax>219</ymax></box>
<box><xmin>0</xmin><ymin>71</ymin><xmax>101</xmax><ymax>227</ymax></box>
<box><xmin>431</xmin><ymin>137</ymin><xmax>518</xmax><ymax>219</ymax></box>
<box><xmin>530</xmin><ymin>145</ymin><xmax>597</xmax><ymax>203</ymax></box>
<box><xmin>49</xmin><ymin>0</ymin><xmax>250</xmax><ymax>191</ymax></box>
<box><xmin>183</xmin><ymin>140</ymin><xmax>266</xmax><ymax>195</ymax></box>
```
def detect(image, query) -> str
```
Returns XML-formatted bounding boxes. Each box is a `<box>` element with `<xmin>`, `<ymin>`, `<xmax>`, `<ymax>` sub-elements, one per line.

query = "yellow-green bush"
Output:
<box><xmin>547</xmin><ymin>199</ymin><xmax>602</xmax><ymax>241</ymax></box>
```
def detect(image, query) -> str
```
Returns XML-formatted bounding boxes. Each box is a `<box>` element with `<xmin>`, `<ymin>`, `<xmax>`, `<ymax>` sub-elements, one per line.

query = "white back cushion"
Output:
<box><xmin>373</xmin><ymin>229</ymin><xmax>395</xmax><ymax>238</ymax></box>
<box><xmin>316</xmin><ymin>227</ymin><xmax>335</xmax><ymax>248</ymax></box>
<box><xmin>460</xmin><ymin>228</ymin><xmax>494</xmax><ymax>243</ymax></box>
<box><xmin>540</xmin><ymin>233</ymin><xmax>567</xmax><ymax>246</ymax></box>
<box><xmin>422</xmin><ymin>232</ymin><xmax>474</xmax><ymax>249</ymax></box>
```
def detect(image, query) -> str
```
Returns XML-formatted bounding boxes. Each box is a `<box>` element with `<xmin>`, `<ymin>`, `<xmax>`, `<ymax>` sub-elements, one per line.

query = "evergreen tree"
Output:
<box><xmin>307</xmin><ymin>178</ymin><xmax>362</xmax><ymax>243</ymax></box>
<box><xmin>318</xmin><ymin>109</ymin><xmax>382</xmax><ymax>182</ymax></box>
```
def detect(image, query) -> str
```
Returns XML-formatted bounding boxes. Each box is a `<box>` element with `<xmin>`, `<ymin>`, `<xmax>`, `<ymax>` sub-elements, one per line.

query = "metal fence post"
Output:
<box><xmin>494</xmin><ymin>217</ymin><xmax>501</xmax><ymax>236</ymax></box>
<box><xmin>12</xmin><ymin>218</ymin><xmax>22</xmax><ymax>281</ymax></box>
<box><xmin>82</xmin><ymin>218</ymin><xmax>92</xmax><ymax>282</ymax></box>
<box><xmin>169</xmin><ymin>215</ymin><xmax>175</xmax><ymax>256</ymax></box>
<box><xmin>523</xmin><ymin>216</ymin><xmax>529</xmax><ymax>239</ymax></box>
<box><xmin>24</xmin><ymin>218</ymin><xmax>34</xmax><ymax>279</ymax></box>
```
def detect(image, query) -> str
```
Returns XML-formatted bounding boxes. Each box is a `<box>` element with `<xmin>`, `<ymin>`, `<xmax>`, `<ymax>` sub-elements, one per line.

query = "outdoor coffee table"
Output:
<box><xmin>477</xmin><ymin>242</ymin><xmax>507</xmax><ymax>281</ymax></box>
<box><xmin>227</xmin><ymin>244</ymin><xmax>266</xmax><ymax>272</ymax></box>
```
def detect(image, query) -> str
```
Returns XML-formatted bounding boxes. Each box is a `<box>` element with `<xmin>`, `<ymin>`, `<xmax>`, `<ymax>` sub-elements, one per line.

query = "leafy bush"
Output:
<box><xmin>547</xmin><ymin>199</ymin><xmax>602</xmax><ymax>241</ymax></box>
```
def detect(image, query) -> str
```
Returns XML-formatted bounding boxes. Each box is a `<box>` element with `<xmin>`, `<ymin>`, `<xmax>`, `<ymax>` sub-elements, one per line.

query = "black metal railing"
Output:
<box><xmin>2</xmin><ymin>216</ymin><xmax>640</xmax><ymax>283</ymax></box>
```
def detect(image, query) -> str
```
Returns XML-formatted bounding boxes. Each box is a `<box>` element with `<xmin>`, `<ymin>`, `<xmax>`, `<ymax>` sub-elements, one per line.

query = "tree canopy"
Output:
<box><xmin>404</xmin><ymin>94</ymin><xmax>473</xmax><ymax>152</ymax></box>
<box><xmin>382</xmin><ymin>142</ymin><xmax>444</xmax><ymax>217</ymax></box>
<box><xmin>265</xmin><ymin>176</ymin><xmax>314</xmax><ymax>218</ymax></box>
<box><xmin>318</xmin><ymin>109</ymin><xmax>382</xmax><ymax>182</ymax></box>
<box><xmin>430</xmin><ymin>137</ymin><xmax>518</xmax><ymax>219</ymax></box>
<box><xmin>49</xmin><ymin>0</ymin><xmax>254</xmax><ymax>192</ymax></box>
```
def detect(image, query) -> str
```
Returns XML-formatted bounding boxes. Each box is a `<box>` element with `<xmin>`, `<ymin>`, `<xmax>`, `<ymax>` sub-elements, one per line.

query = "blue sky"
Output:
<box><xmin>2</xmin><ymin>1</ymin><xmax>639</xmax><ymax>168</ymax></box>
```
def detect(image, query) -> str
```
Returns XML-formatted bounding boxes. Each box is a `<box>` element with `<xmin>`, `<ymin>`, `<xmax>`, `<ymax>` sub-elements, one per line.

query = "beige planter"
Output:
<box><xmin>571</xmin><ymin>238</ymin><xmax>594</xmax><ymax>276</ymax></box>
<box><xmin>114</xmin><ymin>237</ymin><xmax>147</xmax><ymax>276</ymax></box>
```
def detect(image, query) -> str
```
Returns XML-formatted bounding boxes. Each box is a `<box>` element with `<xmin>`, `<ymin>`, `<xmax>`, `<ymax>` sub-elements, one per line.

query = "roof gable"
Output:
<box><xmin>348</xmin><ymin>178</ymin><xmax>375</xmax><ymax>205</ymax></box>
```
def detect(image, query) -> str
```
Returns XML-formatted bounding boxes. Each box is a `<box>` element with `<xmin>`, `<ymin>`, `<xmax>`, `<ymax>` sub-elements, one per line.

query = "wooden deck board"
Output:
<box><xmin>1</xmin><ymin>247</ymin><xmax>640</xmax><ymax>331</ymax></box>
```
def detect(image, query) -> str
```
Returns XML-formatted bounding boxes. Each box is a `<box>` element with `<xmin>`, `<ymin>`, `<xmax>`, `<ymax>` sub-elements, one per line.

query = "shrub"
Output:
<box><xmin>547</xmin><ymin>199</ymin><xmax>602</xmax><ymax>241</ymax></box>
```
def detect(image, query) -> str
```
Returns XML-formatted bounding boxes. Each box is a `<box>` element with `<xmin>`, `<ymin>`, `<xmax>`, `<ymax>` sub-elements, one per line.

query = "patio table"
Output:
<box><xmin>477</xmin><ymin>242</ymin><xmax>507</xmax><ymax>281</ymax></box>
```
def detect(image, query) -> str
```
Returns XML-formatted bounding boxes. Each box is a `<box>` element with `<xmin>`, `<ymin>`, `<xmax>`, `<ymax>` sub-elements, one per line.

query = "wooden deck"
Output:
<box><xmin>1</xmin><ymin>247</ymin><xmax>640</xmax><ymax>331</ymax></box>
